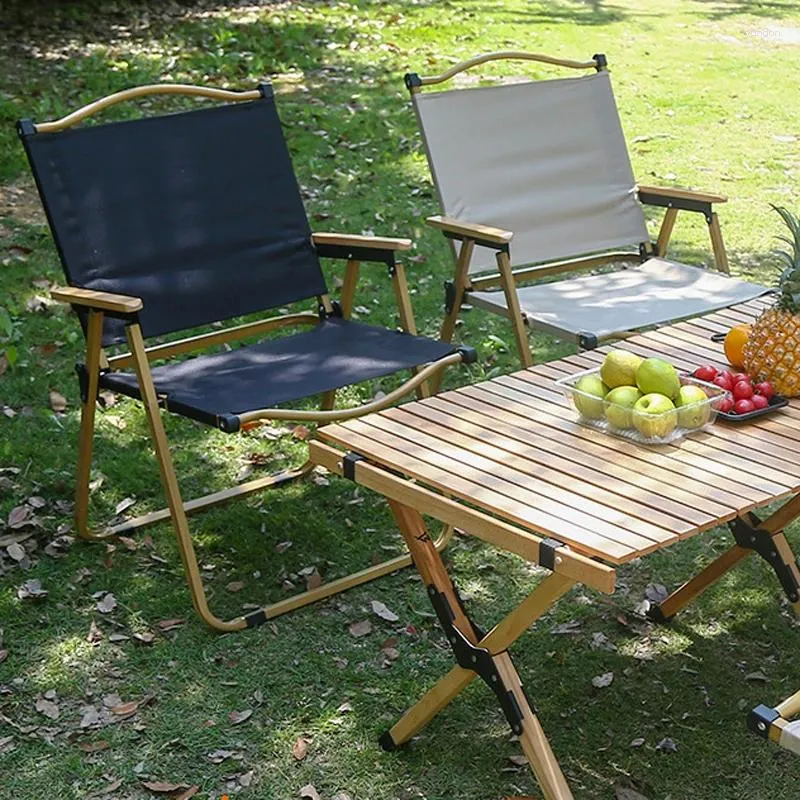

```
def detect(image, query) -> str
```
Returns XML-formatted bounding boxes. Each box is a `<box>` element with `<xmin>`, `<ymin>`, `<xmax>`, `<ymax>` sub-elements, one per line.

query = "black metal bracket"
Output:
<box><xmin>318</xmin><ymin>300</ymin><xmax>343</xmax><ymax>320</ymax></box>
<box><xmin>245</xmin><ymin>608</ymin><xmax>268</xmax><ymax>628</ymax></box>
<box><xmin>577</xmin><ymin>332</ymin><xmax>598</xmax><ymax>351</ymax></box>
<box><xmin>748</xmin><ymin>704</ymin><xmax>780</xmax><ymax>739</ymax></box>
<box><xmin>404</xmin><ymin>72</ymin><xmax>422</xmax><ymax>90</ymax></box>
<box><xmin>75</xmin><ymin>363</ymin><xmax>91</xmax><ymax>404</ymax></box>
<box><xmin>729</xmin><ymin>515</ymin><xmax>800</xmax><ymax>604</ymax></box>
<box><xmin>441</xmin><ymin>230</ymin><xmax>510</xmax><ymax>253</ymax></box>
<box><xmin>257</xmin><ymin>82</ymin><xmax>274</xmax><ymax>100</ymax></box>
<box><xmin>593</xmin><ymin>53</ymin><xmax>608</xmax><ymax>71</ymax></box>
<box><xmin>637</xmin><ymin>189</ymin><xmax>714</xmax><ymax>225</ymax></box>
<box><xmin>314</xmin><ymin>242</ymin><xmax>396</xmax><ymax>268</ymax></box>
<box><xmin>427</xmin><ymin>584</ymin><xmax>526</xmax><ymax>736</ymax></box>
<box><xmin>17</xmin><ymin>118</ymin><xmax>36</xmax><ymax>138</ymax></box>
<box><xmin>539</xmin><ymin>538</ymin><xmax>566</xmax><ymax>571</ymax></box>
<box><xmin>444</xmin><ymin>280</ymin><xmax>457</xmax><ymax>314</ymax></box>
<box><xmin>342</xmin><ymin>451</ymin><xmax>365</xmax><ymax>481</ymax></box>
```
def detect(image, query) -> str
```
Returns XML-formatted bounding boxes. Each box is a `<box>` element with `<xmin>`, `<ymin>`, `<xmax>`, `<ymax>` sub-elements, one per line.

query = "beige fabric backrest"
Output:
<box><xmin>413</xmin><ymin>70</ymin><xmax>650</xmax><ymax>273</ymax></box>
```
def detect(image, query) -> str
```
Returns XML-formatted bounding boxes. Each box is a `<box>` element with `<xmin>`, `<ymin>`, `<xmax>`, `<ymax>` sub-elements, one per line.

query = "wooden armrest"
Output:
<box><xmin>312</xmin><ymin>232</ymin><xmax>412</xmax><ymax>251</ymax></box>
<box><xmin>637</xmin><ymin>184</ymin><xmax>727</xmax><ymax>205</ymax></box>
<box><xmin>426</xmin><ymin>215</ymin><xmax>514</xmax><ymax>245</ymax></box>
<box><xmin>51</xmin><ymin>286</ymin><xmax>143</xmax><ymax>314</ymax></box>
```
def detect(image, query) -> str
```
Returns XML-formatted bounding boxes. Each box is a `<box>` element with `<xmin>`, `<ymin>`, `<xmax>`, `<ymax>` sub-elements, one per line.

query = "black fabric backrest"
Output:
<box><xmin>19</xmin><ymin>88</ymin><xmax>328</xmax><ymax>345</ymax></box>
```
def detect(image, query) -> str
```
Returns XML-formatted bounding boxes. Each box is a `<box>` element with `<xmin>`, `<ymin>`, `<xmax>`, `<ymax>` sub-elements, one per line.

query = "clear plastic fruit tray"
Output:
<box><xmin>555</xmin><ymin>367</ymin><xmax>729</xmax><ymax>445</ymax></box>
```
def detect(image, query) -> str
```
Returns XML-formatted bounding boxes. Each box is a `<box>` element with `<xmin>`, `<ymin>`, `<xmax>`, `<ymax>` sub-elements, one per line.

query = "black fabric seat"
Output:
<box><xmin>101</xmin><ymin>317</ymin><xmax>455</xmax><ymax>427</ymax></box>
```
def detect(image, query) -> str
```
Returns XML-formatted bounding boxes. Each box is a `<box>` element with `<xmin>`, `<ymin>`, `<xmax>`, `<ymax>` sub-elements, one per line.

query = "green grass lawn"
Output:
<box><xmin>1</xmin><ymin>0</ymin><xmax>800</xmax><ymax>798</ymax></box>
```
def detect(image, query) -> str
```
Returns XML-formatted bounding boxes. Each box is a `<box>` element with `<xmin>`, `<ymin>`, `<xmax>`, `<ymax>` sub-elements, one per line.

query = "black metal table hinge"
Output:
<box><xmin>539</xmin><ymin>538</ymin><xmax>566</xmax><ymax>571</ymax></box>
<box><xmin>342</xmin><ymin>451</ymin><xmax>365</xmax><ymax>481</ymax></box>
<box><xmin>730</xmin><ymin>515</ymin><xmax>800</xmax><ymax>604</ymax></box>
<box><xmin>427</xmin><ymin>584</ymin><xmax>528</xmax><ymax>735</ymax></box>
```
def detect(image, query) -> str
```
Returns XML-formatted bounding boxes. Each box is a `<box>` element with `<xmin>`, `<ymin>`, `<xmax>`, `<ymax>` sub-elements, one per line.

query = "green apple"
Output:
<box><xmin>604</xmin><ymin>385</ymin><xmax>643</xmax><ymax>429</ymax></box>
<box><xmin>573</xmin><ymin>375</ymin><xmax>609</xmax><ymax>419</ymax></box>
<box><xmin>600</xmin><ymin>350</ymin><xmax>643</xmax><ymax>389</ymax></box>
<box><xmin>675</xmin><ymin>384</ymin><xmax>711</xmax><ymax>429</ymax></box>
<box><xmin>632</xmin><ymin>393</ymin><xmax>677</xmax><ymax>439</ymax></box>
<box><xmin>636</xmin><ymin>357</ymin><xmax>680</xmax><ymax>399</ymax></box>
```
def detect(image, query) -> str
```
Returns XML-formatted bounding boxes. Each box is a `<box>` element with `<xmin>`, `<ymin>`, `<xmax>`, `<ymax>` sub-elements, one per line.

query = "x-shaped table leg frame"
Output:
<box><xmin>382</xmin><ymin>501</ymin><xmax>577</xmax><ymax>800</ymax></box>
<box><xmin>649</xmin><ymin>494</ymin><xmax>800</xmax><ymax>623</ymax></box>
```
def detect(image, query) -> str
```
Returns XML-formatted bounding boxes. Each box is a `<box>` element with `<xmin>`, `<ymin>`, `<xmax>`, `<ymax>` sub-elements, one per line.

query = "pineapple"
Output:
<box><xmin>743</xmin><ymin>205</ymin><xmax>800</xmax><ymax>397</ymax></box>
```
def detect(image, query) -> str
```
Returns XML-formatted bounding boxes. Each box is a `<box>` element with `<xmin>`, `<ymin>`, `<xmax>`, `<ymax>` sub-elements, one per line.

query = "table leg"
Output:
<box><xmin>386</xmin><ymin>499</ymin><xmax>575</xmax><ymax>800</ymax></box>
<box><xmin>649</xmin><ymin>545</ymin><xmax>750</xmax><ymax>623</ymax></box>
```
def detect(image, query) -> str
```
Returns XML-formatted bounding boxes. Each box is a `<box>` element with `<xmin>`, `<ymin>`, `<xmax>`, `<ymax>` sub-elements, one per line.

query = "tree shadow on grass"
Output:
<box><xmin>689</xmin><ymin>0</ymin><xmax>800</xmax><ymax>21</ymax></box>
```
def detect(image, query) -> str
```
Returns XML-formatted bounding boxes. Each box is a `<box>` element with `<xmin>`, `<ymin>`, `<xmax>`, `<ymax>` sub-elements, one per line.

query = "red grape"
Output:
<box><xmin>694</xmin><ymin>365</ymin><xmax>718</xmax><ymax>382</ymax></box>
<box><xmin>755</xmin><ymin>381</ymin><xmax>775</xmax><ymax>399</ymax></box>
<box><xmin>751</xmin><ymin>394</ymin><xmax>769</xmax><ymax>410</ymax></box>
<box><xmin>714</xmin><ymin>374</ymin><xmax>733</xmax><ymax>391</ymax></box>
<box><xmin>734</xmin><ymin>399</ymin><xmax>755</xmax><ymax>414</ymax></box>
<box><xmin>732</xmin><ymin>372</ymin><xmax>750</xmax><ymax>384</ymax></box>
<box><xmin>733</xmin><ymin>381</ymin><xmax>754</xmax><ymax>400</ymax></box>
<box><xmin>717</xmin><ymin>397</ymin><xmax>734</xmax><ymax>414</ymax></box>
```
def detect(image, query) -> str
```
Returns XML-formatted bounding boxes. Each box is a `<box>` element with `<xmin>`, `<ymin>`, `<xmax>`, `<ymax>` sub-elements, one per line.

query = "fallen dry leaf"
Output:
<box><xmin>8</xmin><ymin>505</ymin><xmax>34</xmax><ymax>529</ymax></box>
<box><xmin>96</xmin><ymin>593</ymin><xmax>117</xmax><ymax>614</ymax></box>
<box><xmin>228</xmin><ymin>709</ymin><xmax>253</xmax><ymax>725</ymax></box>
<box><xmin>591</xmin><ymin>672</ymin><xmax>614</xmax><ymax>689</ymax></box>
<box><xmin>134</xmin><ymin>632</ymin><xmax>156</xmax><ymax>646</ymax></box>
<box><xmin>206</xmin><ymin>748</ymin><xmax>235</xmax><ymax>764</ymax></box>
<box><xmin>111</xmin><ymin>700</ymin><xmax>142</xmax><ymax>716</ymax></box>
<box><xmin>78</xmin><ymin>740</ymin><xmax>110</xmax><ymax>753</ymax></box>
<box><xmin>0</xmin><ymin>650</ymin><xmax>7</xmax><ymax>664</ymax></box>
<box><xmin>371</xmin><ymin>600</ymin><xmax>399</xmax><ymax>622</ymax></box>
<box><xmin>348</xmin><ymin>620</ymin><xmax>372</xmax><ymax>638</ymax></box>
<box><xmin>114</xmin><ymin>497</ymin><xmax>136</xmax><ymax>516</ymax></box>
<box><xmin>17</xmin><ymin>578</ymin><xmax>47</xmax><ymax>600</ymax></box>
<box><xmin>157</xmin><ymin>618</ymin><xmax>185</xmax><ymax>632</ymax></box>
<box><xmin>6</xmin><ymin>541</ymin><xmax>25</xmax><ymax>561</ymax></box>
<box><xmin>305</xmin><ymin>568</ymin><xmax>322</xmax><ymax>591</ymax></box>
<box><xmin>175</xmin><ymin>788</ymin><xmax>199</xmax><ymax>800</ymax></box>
<box><xmin>507</xmin><ymin>754</ymin><xmax>528</xmax><ymax>766</ymax></box>
<box><xmin>292</xmin><ymin>424</ymin><xmax>310</xmax><ymax>440</ymax></box>
<box><xmin>614</xmin><ymin>787</ymin><xmax>651</xmax><ymax>800</ymax></box>
<box><xmin>35</xmin><ymin>695</ymin><xmax>60</xmax><ymax>720</ymax></box>
<box><xmin>49</xmin><ymin>390</ymin><xmax>67</xmax><ymax>413</ymax></box>
<box><xmin>299</xmin><ymin>785</ymin><xmax>321</xmax><ymax>800</ymax></box>
<box><xmin>87</xmin><ymin>620</ymin><xmax>104</xmax><ymax>644</ymax></box>
<box><xmin>141</xmin><ymin>780</ymin><xmax>190</xmax><ymax>794</ymax></box>
<box><xmin>226</xmin><ymin>581</ymin><xmax>245</xmax><ymax>593</ymax></box>
<box><xmin>292</xmin><ymin>735</ymin><xmax>310</xmax><ymax>761</ymax></box>
<box><xmin>656</xmin><ymin>736</ymin><xmax>678</xmax><ymax>753</ymax></box>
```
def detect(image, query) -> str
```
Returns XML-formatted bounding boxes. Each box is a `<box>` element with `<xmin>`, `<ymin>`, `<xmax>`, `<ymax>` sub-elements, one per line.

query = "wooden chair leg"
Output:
<box><xmin>707</xmin><ymin>211</ymin><xmax>730</xmax><ymax>274</ymax></box>
<box><xmin>496</xmin><ymin>250</ymin><xmax>533</xmax><ymax>368</ymax></box>
<box><xmin>656</xmin><ymin>207</ymin><xmax>678</xmax><ymax>257</ymax></box>
<box><xmin>74</xmin><ymin>310</ymin><xmax>104</xmax><ymax>538</ymax></box>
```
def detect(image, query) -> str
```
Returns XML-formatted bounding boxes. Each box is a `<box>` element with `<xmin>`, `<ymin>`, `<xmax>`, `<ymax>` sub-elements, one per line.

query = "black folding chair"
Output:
<box><xmin>18</xmin><ymin>83</ymin><xmax>474</xmax><ymax>632</ymax></box>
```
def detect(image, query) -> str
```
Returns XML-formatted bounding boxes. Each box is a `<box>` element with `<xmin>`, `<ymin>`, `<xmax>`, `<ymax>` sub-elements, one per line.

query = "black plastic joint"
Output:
<box><xmin>577</xmin><ymin>332</ymin><xmax>598</xmax><ymax>351</ymax></box>
<box><xmin>75</xmin><ymin>363</ymin><xmax>90</xmax><ymax>403</ymax></box>
<box><xmin>258</xmin><ymin>82</ymin><xmax>274</xmax><ymax>99</ymax></box>
<box><xmin>444</xmin><ymin>280</ymin><xmax>457</xmax><ymax>314</ymax></box>
<box><xmin>17</xmin><ymin>118</ymin><xmax>36</xmax><ymax>137</ymax></box>
<box><xmin>645</xmin><ymin>604</ymin><xmax>673</xmax><ymax>624</ymax></box>
<box><xmin>378</xmin><ymin>730</ymin><xmax>398</xmax><ymax>752</ymax></box>
<box><xmin>539</xmin><ymin>538</ymin><xmax>566</xmax><ymax>571</ymax></box>
<box><xmin>593</xmin><ymin>53</ymin><xmax>607</xmax><ymax>71</ymax></box>
<box><xmin>245</xmin><ymin>608</ymin><xmax>268</xmax><ymax>628</ymax></box>
<box><xmin>218</xmin><ymin>413</ymin><xmax>241</xmax><ymax>433</ymax></box>
<box><xmin>343</xmin><ymin>452</ymin><xmax>365</xmax><ymax>481</ymax></box>
<box><xmin>456</xmin><ymin>345</ymin><xmax>478</xmax><ymax>365</ymax></box>
<box><xmin>404</xmin><ymin>72</ymin><xmax>422</xmax><ymax>90</ymax></box>
<box><xmin>748</xmin><ymin>704</ymin><xmax>780</xmax><ymax>739</ymax></box>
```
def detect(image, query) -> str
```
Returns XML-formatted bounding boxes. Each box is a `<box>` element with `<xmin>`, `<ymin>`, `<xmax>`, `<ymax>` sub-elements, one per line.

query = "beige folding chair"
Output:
<box><xmin>405</xmin><ymin>51</ymin><xmax>769</xmax><ymax>367</ymax></box>
<box><xmin>751</xmin><ymin>690</ymin><xmax>800</xmax><ymax>756</ymax></box>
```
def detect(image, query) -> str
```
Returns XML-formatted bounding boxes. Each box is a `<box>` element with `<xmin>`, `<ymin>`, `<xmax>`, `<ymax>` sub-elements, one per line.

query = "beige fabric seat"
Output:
<box><xmin>405</xmin><ymin>51</ymin><xmax>769</xmax><ymax>365</ymax></box>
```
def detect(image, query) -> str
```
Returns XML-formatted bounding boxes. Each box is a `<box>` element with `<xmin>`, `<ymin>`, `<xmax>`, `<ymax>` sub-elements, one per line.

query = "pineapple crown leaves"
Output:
<box><xmin>769</xmin><ymin>204</ymin><xmax>800</xmax><ymax>312</ymax></box>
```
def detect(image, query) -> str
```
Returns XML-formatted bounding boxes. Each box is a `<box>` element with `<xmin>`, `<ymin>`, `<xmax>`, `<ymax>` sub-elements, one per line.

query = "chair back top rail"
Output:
<box><xmin>405</xmin><ymin>50</ymin><xmax>602</xmax><ymax>91</ymax></box>
<box><xmin>406</xmin><ymin>54</ymin><xmax>649</xmax><ymax>274</ymax></box>
<box><xmin>18</xmin><ymin>83</ymin><xmax>328</xmax><ymax>347</ymax></box>
<box><xmin>32</xmin><ymin>84</ymin><xmax>263</xmax><ymax>134</ymax></box>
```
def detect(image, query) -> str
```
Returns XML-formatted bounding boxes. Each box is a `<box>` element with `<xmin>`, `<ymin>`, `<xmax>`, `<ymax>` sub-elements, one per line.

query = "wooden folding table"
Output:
<box><xmin>309</xmin><ymin>297</ymin><xmax>800</xmax><ymax>799</ymax></box>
